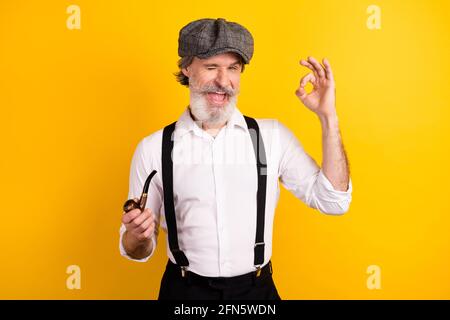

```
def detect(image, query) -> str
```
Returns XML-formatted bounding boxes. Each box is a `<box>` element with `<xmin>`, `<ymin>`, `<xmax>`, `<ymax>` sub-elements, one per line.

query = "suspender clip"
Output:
<box><xmin>181</xmin><ymin>266</ymin><xmax>187</xmax><ymax>278</ymax></box>
<box><xmin>254</xmin><ymin>242</ymin><xmax>265</xmax><ymax>277</ymax></box>
<box><xmin>255</xmin><ymin>265</ymin><xmax>262</xmax><ymax>277</ymax></box>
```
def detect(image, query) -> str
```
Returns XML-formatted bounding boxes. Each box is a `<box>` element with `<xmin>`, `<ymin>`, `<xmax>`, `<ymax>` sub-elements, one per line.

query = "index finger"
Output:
<box><xmin>122</xmin><ymin>208</ymin><xmax>142</xmax><ymax>224</ymax></box>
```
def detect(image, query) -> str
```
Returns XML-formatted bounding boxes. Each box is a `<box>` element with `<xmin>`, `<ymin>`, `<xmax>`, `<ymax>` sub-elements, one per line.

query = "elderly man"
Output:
<box><xmin>119</xmin><ymin>17</ymin><xmax>352</xmax><ymax>300</ymax></box>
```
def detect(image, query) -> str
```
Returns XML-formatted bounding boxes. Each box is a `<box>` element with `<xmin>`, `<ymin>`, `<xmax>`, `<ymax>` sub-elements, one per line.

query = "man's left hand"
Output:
<box><xmin>295</xmin><ymin>56</ymin><xmax>336</xmax><ymax>119</ymax></box>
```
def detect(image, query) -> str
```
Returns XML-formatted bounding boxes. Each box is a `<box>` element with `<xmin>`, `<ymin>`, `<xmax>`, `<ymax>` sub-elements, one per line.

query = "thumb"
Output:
<box><xmin>295</xmin><ymin>88</ymin><xmax>307</xmax><ymax>101</ymax></box>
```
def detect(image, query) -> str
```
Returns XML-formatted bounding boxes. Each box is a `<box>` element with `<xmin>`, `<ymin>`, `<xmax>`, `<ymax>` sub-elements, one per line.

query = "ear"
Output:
<box><xmin>181</xmin><ymin>67</ymin><xmax>190</xmax><ymax>77</ymax></box>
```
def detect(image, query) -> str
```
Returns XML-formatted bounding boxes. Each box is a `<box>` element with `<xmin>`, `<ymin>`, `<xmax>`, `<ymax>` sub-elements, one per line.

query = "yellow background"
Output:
<box><xmin>1</xmin><ymin>0</ymin><xmax>449</xmax><ymax>299</ymax></box>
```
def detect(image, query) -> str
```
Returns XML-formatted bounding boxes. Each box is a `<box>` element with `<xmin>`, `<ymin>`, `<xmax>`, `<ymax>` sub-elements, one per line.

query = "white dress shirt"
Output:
<box><xmin>119</xmin><ymin>106</ymin><xmax>353</xmax><ymax>277</ymax></box>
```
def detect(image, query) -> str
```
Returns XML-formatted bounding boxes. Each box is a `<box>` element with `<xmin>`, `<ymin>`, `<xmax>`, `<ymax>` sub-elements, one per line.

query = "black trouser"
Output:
<box><xmin>158</xmin><ymin>260</ymin><xmax>281</xmax><ymax>300</ymax></box>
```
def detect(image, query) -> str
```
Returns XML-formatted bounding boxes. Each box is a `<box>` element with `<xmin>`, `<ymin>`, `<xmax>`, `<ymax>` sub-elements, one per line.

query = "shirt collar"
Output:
<box><xmin>175</xmin><ymin>106</ymin><xmax>248</xmax><ymax>139</ymax></box>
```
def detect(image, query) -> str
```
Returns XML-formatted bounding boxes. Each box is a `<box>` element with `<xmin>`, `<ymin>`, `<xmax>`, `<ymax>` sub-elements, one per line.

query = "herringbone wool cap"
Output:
<box><xmin>178</xmin><ymin>18</ymin><xmax>254</xmax><ymax>64</ymax></box>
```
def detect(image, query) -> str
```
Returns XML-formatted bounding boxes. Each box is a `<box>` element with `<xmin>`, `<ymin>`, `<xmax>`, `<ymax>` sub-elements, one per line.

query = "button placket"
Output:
<box><xmin>209</xmin><ymin>137</ymin><xmax>222</xmax><ymax>275</ymax></box>
<box><xmin>212</xmin><ymin>133</ymin><xmax>230</xmax><ymax>276</ymax></box>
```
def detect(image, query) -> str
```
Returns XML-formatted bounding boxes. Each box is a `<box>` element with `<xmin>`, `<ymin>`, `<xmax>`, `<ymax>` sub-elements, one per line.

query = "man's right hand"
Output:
<box><xmin>121</xmin><ymin>198</ymin><xmax>155</xmax><ymax>259</ymax></box>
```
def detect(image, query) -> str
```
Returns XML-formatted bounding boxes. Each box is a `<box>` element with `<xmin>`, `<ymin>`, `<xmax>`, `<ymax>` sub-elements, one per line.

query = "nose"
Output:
<box><xmin>214</xmin><ymin>69</ymin><xmax>231</xmax><ymax>90</ymax></box>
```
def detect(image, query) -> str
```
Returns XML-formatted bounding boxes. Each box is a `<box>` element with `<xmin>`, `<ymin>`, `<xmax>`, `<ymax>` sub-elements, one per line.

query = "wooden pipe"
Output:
<box><xmin>123</xmin><ymin>170</ymin><xmax>157</xmax><ymax>213</ymax></box>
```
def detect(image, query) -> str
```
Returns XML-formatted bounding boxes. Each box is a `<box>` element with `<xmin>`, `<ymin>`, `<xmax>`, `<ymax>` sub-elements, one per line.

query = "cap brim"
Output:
<box><xmin>196</xmin><ymin>48</ymin><xmax>250</xmax><ymax>64</ymax></box>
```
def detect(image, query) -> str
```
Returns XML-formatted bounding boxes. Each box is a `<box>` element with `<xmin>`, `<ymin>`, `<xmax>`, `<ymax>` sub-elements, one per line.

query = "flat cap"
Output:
<box><xmin>178</xmin><ymin>18</ymin><xmax>254</xmax><ymax>64</ymax></box>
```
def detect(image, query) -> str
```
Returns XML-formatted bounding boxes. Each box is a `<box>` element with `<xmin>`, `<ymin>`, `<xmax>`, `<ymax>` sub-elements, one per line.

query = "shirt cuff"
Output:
<box><xmin>317</xmin><ymin>169</ymin><xmax>353</xmax><ymax>196</ymax></box>
<box><xmin>119</xmin><ymin>224</ymin><xmax>155</xmax><ymax>263</ymax></box>
<box><xmin>309</xmin><ymin>169</ymin><xmax>353</xmax><ymax>215</ymax></box>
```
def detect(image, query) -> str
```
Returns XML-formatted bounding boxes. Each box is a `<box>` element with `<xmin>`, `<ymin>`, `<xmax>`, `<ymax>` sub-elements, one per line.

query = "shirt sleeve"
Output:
<box><xmin>119</xmin><ymin>136</ymin><xmax>163</xmax><ymax>262</ymax></box>
<box><xmin>277</xmin><ymin>120</ymin><xmax>353</xmax><ymax>215</ymax></box>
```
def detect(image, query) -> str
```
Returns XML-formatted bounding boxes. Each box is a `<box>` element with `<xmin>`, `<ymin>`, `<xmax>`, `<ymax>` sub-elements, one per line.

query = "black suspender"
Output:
<box><xmin>243</xmin><ymin>116</ymin><xmax>267</xmax><ymax>274</ymax></box>
<box><xmin>161</xmin><ymin>116</ymin><xmax>267</xmax><ymax>276</ymax></box>
<box><xmin>162</xmin><ymin>121</ymin><xmax>189</xmax><ymax>275</ymax></box>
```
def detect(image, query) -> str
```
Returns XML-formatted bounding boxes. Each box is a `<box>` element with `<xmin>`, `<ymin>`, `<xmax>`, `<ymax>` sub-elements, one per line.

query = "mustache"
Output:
<box><xmin>200</xmin><ymin>84</ymin><xmax>237</xmax><ymax>96</ymax></box>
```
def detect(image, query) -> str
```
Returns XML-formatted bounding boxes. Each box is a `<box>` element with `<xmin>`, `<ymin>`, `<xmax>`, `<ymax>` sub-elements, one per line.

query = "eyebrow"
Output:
<box><xmin>203</xmin><ymin>60</ymin><xmax>241</xmax><ymax>67</ymax></box>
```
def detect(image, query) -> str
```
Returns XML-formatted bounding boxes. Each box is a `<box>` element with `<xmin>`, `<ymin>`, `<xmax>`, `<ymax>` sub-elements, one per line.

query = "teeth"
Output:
<box><xmin>207</xmin><ymin>92</ymin><xmax>227</xmax><ymax>102</ymax></box>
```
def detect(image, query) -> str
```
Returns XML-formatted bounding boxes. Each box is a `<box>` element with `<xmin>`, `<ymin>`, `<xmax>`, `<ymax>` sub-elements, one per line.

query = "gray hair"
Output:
<box><xmin>174</xmin><ymin>55</ymin><xmax>246</xmax><ymax>87</ymax></box>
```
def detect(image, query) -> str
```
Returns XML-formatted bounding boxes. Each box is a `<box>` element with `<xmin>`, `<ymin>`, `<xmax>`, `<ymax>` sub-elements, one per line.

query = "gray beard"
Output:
<box><xmin>189</xmin><ymin>91</ymin><xmax>237</xmax><ymax>127</ymax></box>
